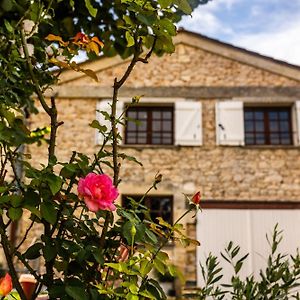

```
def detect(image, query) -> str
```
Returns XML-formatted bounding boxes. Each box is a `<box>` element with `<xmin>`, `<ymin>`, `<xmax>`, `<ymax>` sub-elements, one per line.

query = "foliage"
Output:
<box><xmin>0</xmin><ymin>0</ymin><xmax>206</xmax><ymax>299</ymax></box>
<box><xmin>184</xmin><ymin>225</ymin><xmax>300</xmax><ymax>300</ymax></box>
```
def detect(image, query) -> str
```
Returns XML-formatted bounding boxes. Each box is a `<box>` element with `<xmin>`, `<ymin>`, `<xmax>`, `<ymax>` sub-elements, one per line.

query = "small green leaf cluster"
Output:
<box><xmin>184</xmin><ymin>225</ymin><xmax>300</xmax><ymax>300</ymax></box>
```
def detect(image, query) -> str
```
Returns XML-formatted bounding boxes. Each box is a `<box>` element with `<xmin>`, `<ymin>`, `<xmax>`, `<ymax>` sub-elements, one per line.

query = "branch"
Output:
<box><xmin>0</xmin><ymin>217</ymin><xmax>26</xmax><ymax>300</ymax></box>
<box><xmin>14</xmin><ymin>251</ymin><xmax>41</xmax><ymax>282</ymax></box>
<box><xmin>99</xmin><ymin>39</ymin><xmax>144</xmax><ymax>250</ymax></box>
<box><xmin>48</xmin><ymin>95</ymin><xmax>63</xmax><ymax>163</ymax></box>
<box><xmin>14</xmin><ymin>218</ymin><xmax>35</xmax><ymax>252</ymax></box>
<box><xmin>20</xmin><ymin>29</ymin><xmax>51</xmax><ymax>115</ymax></box>
<box><xmin>137</xmin><ymin>36</ymin><xmax>157</xmax><ymax>63</ymax></box>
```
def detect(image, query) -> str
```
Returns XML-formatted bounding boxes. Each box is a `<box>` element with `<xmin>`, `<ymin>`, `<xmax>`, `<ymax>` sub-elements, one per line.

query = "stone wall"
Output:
<box><xmin>61</xmin><ymin>44</ymin><xmax>299</xmax><ymax>88</ymax></box>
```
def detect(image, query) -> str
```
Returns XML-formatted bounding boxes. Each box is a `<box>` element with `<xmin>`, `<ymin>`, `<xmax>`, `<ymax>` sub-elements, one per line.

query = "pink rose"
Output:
<box><xmin>78</xmin><ymin>173</ymin><xmax>118</xmax><ymax>212</ymax></box>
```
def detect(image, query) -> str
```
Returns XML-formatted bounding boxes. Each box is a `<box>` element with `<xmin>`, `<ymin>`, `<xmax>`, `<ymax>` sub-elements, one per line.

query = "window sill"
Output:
<box><xmin>119</xmin><ymin>144</ymin><xmax>179</xmax><ymax>150</ymax></box>
<box><xmin>242</xmin><ymin>145</ymin><xmax>299</xmax><ymax>149</ymax></box>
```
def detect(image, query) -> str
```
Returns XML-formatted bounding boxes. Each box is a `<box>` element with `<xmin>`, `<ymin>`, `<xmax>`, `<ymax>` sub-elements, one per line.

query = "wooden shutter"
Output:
<box><xmin>216</xmin><ymin>101</ymin><xmax>245</xmax><ymax>146</ymax></box>
<box><xmin>96</xmin><ymin>100</ymin><xmax>124</xmax><ymax>145</ymax></box>
<box><xmin>295</xmin><ymin>101</ymin><xmax>300</xmax><ymax>145</ymax></box>
<box><xmin>175</xmin><ymin>101</ymin><xmax>202</xmax><ymax>146</ymax></box>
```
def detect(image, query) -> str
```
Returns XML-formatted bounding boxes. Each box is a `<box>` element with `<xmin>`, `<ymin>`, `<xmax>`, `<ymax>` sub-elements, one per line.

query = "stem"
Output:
<box><xmin>0</xmin><ymin>217</ymin><xmax>26</xmax><ymax>300</ymax></box>
<box><xmin>20</xmin><ymin>29</ymin><xmax>51</xmax><ymax>116</ymax></box>
<box><xmin>14</xmin><ymin>218</ymin><xmax>35</xmax><ymax>252</ymax></box>
<box><xmin>140</xmin><ymin>207</ymin><xmax>194</xmax><ymax>289</ymax></box>
<box><xmin>99</xmin><ymin>40</ymin><xmax>143</xmax><ymax>250</ymax></box>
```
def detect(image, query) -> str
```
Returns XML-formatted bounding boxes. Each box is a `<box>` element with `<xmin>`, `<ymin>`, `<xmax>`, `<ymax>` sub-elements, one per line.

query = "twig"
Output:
<box><xmin>0</xmin><ymin>217</ymin><xmax>26</xmax><ymax>300</ymax></box>
<box><xmin>137</xmin><ymin>36</ymin><xmax>157</xmax><ymax>63</ymax></box>
<box><xmin>14</xmin><ymin>251</ymin><xmax>42</xmax><ymax>284</ymax></box>
<box><xmin>14</xmin><ymin>218</ymin><xmax>35</xmax><ymax>252</ymax></box>
<box><xmin>20</xmin><ymin>29</ymin><xmax>51</xmax><ymax>115</ymax></box>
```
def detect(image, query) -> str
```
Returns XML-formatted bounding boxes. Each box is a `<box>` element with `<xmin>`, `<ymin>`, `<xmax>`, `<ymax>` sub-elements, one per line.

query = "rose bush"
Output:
<box><xmin>0</xmin><ymin>0</ymin><xmax>208</xmax><ymax>299</ymax></box>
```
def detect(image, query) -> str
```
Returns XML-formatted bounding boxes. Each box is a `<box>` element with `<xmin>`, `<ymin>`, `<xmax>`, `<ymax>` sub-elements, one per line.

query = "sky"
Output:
<box><xmin>179</xmin><ymin>0</ymin><xmax>300</xmax><ymax>66</ymax></box>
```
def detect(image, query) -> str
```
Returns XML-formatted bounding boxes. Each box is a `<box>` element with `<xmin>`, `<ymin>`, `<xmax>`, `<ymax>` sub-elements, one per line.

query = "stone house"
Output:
<box><xmin>28</xmin><ymin>29</ymin><xmax>300</xmax><ymax>293</ymax></box>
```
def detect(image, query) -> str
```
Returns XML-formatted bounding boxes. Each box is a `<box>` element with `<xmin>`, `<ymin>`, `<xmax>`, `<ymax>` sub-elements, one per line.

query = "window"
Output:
<box><xmin>216</xmin><ymin>101</ymin><xmax>297</xmax><ymax>146</ymax></box>
<box><xmin>122</xmin><ymin>195</ymin><xmax>173</xmax><ymax>225</ymax></box>
<box><xmin>96</xmin><ymin>100</ymin><xmax>202</xmax><ymax>146</ymax></box>
<box><xmin>125</xmin><ymin>106</ymin><xmax>174</xmax><ymax>145</ymax></box>
<box><xmin>244</xmin><ymin>107</ymin><xmax>292</xmax><ymax>145</ymax></box>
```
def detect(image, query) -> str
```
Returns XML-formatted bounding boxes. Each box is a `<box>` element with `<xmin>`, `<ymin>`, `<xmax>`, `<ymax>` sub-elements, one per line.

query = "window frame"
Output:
<box><xmin>244</xmin><ymin>106</ymin><xmax>293</xmax><ymax>146</ymax></box>
<box><xmin>125</xmin><ymin>105</ymin><xmax>174</xmax><ymax>146</ymax></box>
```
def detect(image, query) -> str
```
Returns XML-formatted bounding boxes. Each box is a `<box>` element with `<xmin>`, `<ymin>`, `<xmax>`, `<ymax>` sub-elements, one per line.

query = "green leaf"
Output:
<box><xmin>140</xmin><ymin>259</ymin><xmax>153</xmax><ymax>277</ymax></box>
<box><xmin>24</xmin><ymin>242</ymin><xmax>43</xmax><ymax>260</ymax></box>
<box><xmin>173</xmin><ymin>0</ymin><xmax>192</xmax><ymax>14</ymax></box>
<box><xmin>4</xmin><ymin>19</ymin><xmax>13</xmax><ymax>32</ymax></box>
<box><xmin>125</xmin><ymin>31</ymin><xmax>135</xmax><ymax>47</ymax></box>
<box><xmin>84</xmin><ymin>0</ymin><xmax>97</xmax><ymax>17</ymax></box>
<box><xmin>154</xmin><ymin>257</ymin><xmax>165</xmax><ymax>275</ymax></box>
<box><xmin>158</xmin><ymin>0</ymin><xmax>172</xmax><ymax>8</ymax></box>
<box><xmin>126</xmin><ymin>293</ymin><xmax>138</xmax><ymax>300</ymax></box>
<box><xmin>46</xmin><ymin>174</ymin><xmax>63</xmax><ymax>195</ymax></box>
<box><xmin>10</xmin><ymin>195</ymin><xmax>23</xmax><ymax>207</ymax></box>
<box><xmin>40</xmin><ymin>202</ymin><xmax>57</xmax><ymax>225</ymax></box>
<box><xmin>43</xmin><ymin>243</ymin><xmax>57</xmax><ymax>262</ymax></box>
<box><xmin>89</xmin><ymin>120</ymin><xmax>107</xmax><ymax>133</ymax></box>
<box><xmin>66</xmin><ymin>286</ymin><xmax>88</xmax><ymax>300</ymax></box>
<box><xmin>8</xmin><ymin>207</ymin><xmax>23</xmax><ymax>221</ymax></box>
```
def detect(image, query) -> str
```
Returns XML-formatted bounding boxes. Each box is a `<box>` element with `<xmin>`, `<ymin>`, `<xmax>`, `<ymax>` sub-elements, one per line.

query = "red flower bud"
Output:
<box><xmin>192</xmin><ymin>191</ymin><xmax>201</xmax><ymax>205</ymax></box>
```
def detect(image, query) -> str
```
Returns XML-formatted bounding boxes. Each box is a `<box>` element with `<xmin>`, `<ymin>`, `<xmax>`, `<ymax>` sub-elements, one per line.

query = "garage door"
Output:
<box><xmin>196</xmin><ymin>201</ymin><xmax>300</xmax><ymax>286</ymax></box>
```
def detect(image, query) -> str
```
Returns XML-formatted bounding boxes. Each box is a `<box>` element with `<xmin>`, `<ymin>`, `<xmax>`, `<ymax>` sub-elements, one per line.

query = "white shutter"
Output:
<box><xmin>175</xmin><ymin>101</ymin><xmax>202</xmax><ymax>146</ymax></box>
<box><xmin>95</xmin><ymin>100</ymin><xmax>124</xmax><ymax>145</ymax></box>
<box><xmin>295</xmin><ymin>101</ymin><xmax>300</xmax><ymax>145</ymax></box>
<box><xmin>216</xmin><ymin>101</ymin><xmax>245</xmax><ymax>146</ymax></box>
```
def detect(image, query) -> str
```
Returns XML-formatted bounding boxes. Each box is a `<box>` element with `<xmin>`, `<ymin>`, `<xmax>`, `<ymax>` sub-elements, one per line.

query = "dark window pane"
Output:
<box><xmin>152</xmin><ymin>120</ymin><xmax>161</xmax><ymax>131</ymax></box>
<box><xmin>269</xmin><ymin>121</ymin><xmax>279</xmax><ymax>132</ymax></box>
<box><xmin>255</xmin><ymin>111</ymin><xmax>264</xmax><ymax>120</ymax></box>
<box><xmin>269</xmin><ymin>111</ymin><xmax>278</xmax><ymax>120</ymax></box>
<box><xmin>255</xmin><ymin>121</ymin><xmax>264</xmax><ymax>132</ymax></box>
<box><xmin>256</xmin><ymin>133</ymin><xmax>265</xmax><ymax>145</ymax></box>
<box><xmin>162</xmin><ymin>121</ymin><xmax>172</xmax><ymax>131</ymax></box>
<box><xmin>138</xmin><ymin>120</ymin><xmax>147</xmax><ymax>131</ymax></box>
<box><xmin>281</xmin><ymin>133</ymin><xmax>292</xmax><ymax>145</ymax></box>
<box><xmin>152</xmin><ymin>138</ymin><xmax>161</xmax><ymax>144</ymax></box>
<box><xmin>163</xmin><ymin>111</ymin><xmax>172</xmax><ymax>120</ymax></box>
<box><xmin>279</xmin><ymin>111</ymin><xmax>288</xmax><ymax>120</ymax></box>
<box><xmin>245</xmin><ymin>121</ymin><xmax>254</xmax><ymax>131</ymax></box>
<box><xmin>127</xmin><ymin>121</ymin><xmax>136</xmax><ymax>131</ymax></box>
<box><xmin>246</xmin><ymin>138</ymin><xmax>254</xmax><ymax>144</ymax></box>
<box><xmin>244</xmin><ymin>111</ymin><xmax>253</xmax><ymax>120</ymax></box>
<box><xmin>270</xmin><ymin>133</ymin><xmax>280</xmax><ymax>144</ymax></box>
<box><xmin>138</xmin><ymin>111</ymin><xmax>147</xmax><ymax>119</ymax></box>
<box><xmin>137</xmin><ymin>133</ymin><xmax>147</xmax><ymax>144</ymax></box>
<box><xmin>280</xmin><ymin>121</ymin><xmax>289</xmax><ymax>132</ymax></box>
<box><xmin>152</xmin><ymin>111</ymin><xmax>161</xmax><ymax>119</ymax></box>
<box><xmin>127</xmin><ymin>133</ymin><xmax>136</xmax><ymax>144</ymax></box>
<box><xmin>127</xmin><ymin>111</ymin><xmax>137</xmax><ymax>119</ymax></box>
